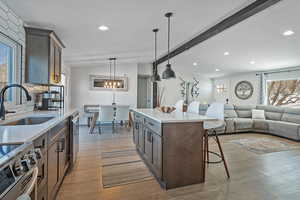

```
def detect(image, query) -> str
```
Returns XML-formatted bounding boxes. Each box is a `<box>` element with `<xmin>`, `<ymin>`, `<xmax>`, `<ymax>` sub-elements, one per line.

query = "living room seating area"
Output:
<box><xmin>199</xmin><ymin>104</ymin><xmax>300</xmax><ymax>140</ymax></box>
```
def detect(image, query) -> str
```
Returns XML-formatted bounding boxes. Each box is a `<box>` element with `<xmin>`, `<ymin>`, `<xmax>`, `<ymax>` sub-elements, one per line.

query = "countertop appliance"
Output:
<box><xmin>0</xmin><ymin>142</ymin><xmax>42</xmax><ymax>200</ymax></box>
<box><xmin>70</xmin><ymin>111</ymin><xmax>79</xmax><ymax>168</ymax></box>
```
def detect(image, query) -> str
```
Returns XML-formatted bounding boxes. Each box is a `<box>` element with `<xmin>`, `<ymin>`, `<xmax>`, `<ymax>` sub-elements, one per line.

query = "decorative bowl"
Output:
<box><xmin>158</xmin><ymin>106</ymin><xmax>176</xmax><ymax>113</ymax></box>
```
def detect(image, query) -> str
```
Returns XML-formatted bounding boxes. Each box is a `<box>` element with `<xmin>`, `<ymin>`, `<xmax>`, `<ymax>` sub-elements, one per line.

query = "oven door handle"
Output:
<box><xmin>24</xmin><ymin>167</ymin><xmax>39</xmax><ymax>196</ymax></box>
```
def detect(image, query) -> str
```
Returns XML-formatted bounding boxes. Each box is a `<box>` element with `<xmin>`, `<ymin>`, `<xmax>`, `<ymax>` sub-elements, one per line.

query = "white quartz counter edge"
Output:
<box><xmin>0</xmin><ymin>109</ymin><xmax>78</xmax><ymax>145</ymax></box>
<box><xmin>131</xmin><ymin>108</ymin><xmax>217</xmax><ymax>123</ymax></box>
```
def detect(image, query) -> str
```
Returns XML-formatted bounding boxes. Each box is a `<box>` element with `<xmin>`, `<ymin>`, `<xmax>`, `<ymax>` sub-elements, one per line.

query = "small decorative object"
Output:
<box><xmin>158</xmin><ymin>106</ymin><xmax>176</xmax><ymax>113</ymax></box>
<box><xmin>226</xmin><ymin>98</ymin><xmax>229</xmax><ymax>104</ymax></box>
<box><xmin>216</xmin><ymin>84</ymin><xmax>227</xmax><ymax>93</ymax></box>
<box><xmin>235</xmin><ymin>81</ymin><xmax>254</xmax><ymax>100</ymax></box>
<box><xmin>191</xmin><ymin>78</ymin><xmax>200</xmax><ymax>98</ymax></box>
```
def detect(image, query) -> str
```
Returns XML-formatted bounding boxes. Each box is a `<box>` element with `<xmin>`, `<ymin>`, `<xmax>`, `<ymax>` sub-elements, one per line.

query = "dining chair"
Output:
<box><xmin>115</xmin><ymin>105</ymin><xmax>130</xmax><ymax>128</ymax></box>
<box><xmin>203</xmin><ymin>102</ymin><xmax>230</xmax><ymax>179</ymax></box>
<box><xmin>98</xmin><ymin>105</ymin><xmax>115</xmax><ymax>134</ymax></box>
<box><xmin>187</xmin><ymin>101</ymin><xmax>200</xmax><ymax>114</ymax></box>
<box><xmin>175</xmin><ymin>100</ymin><xmax>184</xmax><ymax>112</ymax></box>
<box><xmin>88</xmin><ymin>112</ymin><xmax>99</xmax><ymax>134</ymax></box>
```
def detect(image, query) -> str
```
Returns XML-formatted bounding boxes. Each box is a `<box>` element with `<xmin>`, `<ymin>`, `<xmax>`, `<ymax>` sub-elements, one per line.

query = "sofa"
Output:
<box><xmin>199</xmin><ymin>104</ymin><xmax>300</xmax><ymax>141</ymax></box>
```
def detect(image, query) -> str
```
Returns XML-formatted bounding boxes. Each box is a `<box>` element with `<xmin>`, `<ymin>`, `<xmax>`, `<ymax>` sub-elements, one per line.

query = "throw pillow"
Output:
<box><xmin>252</xmin><ymin>109</ymin><xmax>265</xmax><ymax>119</ymax></box>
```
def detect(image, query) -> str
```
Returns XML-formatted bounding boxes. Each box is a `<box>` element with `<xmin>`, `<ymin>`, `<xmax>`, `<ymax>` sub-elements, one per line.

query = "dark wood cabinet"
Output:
<box><xmin>47</xmin><ymin>120</ymin><xmax>70</xmax><ymax>200</ymax></box>
<box><xmin>138</xmin><ymin>123</ymin><xmax>145</xmax><ymax>153</ymax></box>
<box><xmin>25</xmin><ymin>27</ymin><xmax>65</xmax><ymax>85</ymax></box>
<box><xmin>47</xmin><ymin>141</ymin><xmax>58</xmax><ymax>200</ymax></box>
<box><xmin>152</xmin><ymin>132</ymin><xmax>162</xmax><ymax>177</ymax></box>
<box><xmin>133</xmin><ymin>122</ymin><xmax>139</xmax><ymax>145</ymax></box>
<box><xmin>144</xmin><ymin>128</ymin><xmax>153</xmax><ymax>163</ymax></box>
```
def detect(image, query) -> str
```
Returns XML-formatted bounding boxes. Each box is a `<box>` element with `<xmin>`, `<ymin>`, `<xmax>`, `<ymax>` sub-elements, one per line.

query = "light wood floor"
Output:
<box><xmin>57</xmin><ymin>126</ymin><xmax>300</xmax><ymax>200</ymax></box>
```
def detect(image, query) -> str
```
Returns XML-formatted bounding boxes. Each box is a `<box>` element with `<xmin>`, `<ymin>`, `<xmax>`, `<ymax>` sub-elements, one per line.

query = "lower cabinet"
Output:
<box><xmin>144</xmin><ymin>128</ymin><xmax>153</xmax><ymax>163</ymax></box>
<box><xmin>152</xmin><ymin>133</ymin><xmax>162</xmax><ymax>177</ymax></box>
<box><xmin>47</xmin><ymin>120</ymin><xmax>70</xmax><ymax>200</ymax></box>
<box><xmin>138</xmin><ymin>123</ymin><xmax>145</xmax><ymax>153</ymax></box>
<box><xmin>47</xmin><ymin>140</ymin><xmax>59</xmax><ymax>200</ymax></box>
<box><xmin>133</xmin><ymin>115</ymin><xmax>162</xmax><ymax>180</ymax></box>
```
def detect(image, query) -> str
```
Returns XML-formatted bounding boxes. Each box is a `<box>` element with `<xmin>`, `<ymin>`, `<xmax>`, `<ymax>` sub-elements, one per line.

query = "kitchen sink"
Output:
<box><xmin>1</xmin><ymin>116</ymin><xmax>55</xmax><ymax>126</ymax></box>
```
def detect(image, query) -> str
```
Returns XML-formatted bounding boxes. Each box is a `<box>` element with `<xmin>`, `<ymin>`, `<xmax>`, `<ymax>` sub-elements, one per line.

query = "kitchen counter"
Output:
<box><xmin>131</xmin><ymin>108</ymin><xmax>215</xmax><ymax>123</ymax></box>
<box><xmin>0</xmin><ymin>108</ymin><xmax>78</xmax><ymax>144</ymax></box>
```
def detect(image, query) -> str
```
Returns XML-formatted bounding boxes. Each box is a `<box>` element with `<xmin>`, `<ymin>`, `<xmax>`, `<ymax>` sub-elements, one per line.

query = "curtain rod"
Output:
<box><xmin>256</xmin><ymin>67</ymin><xmax>300</xmax><ymax>76</ymax></box>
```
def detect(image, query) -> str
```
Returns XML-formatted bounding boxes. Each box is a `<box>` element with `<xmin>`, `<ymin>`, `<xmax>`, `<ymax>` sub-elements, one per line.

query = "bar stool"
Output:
<box><xmin>203</xmin><ymin>102</ymin><xmax>230</xmax><ymax>180</ymax></box>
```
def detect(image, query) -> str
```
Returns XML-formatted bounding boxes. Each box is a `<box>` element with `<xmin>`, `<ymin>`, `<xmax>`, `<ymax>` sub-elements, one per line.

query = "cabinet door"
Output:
<box><xmin>49</xmin><ymin>38</ymin><xmax>55</xmax><ymax>84</ymax></box>
<box><xmin>144</xmin><ymin>128</ymin><xmax>153</xmax><ymax>163</ymax></box>
<box><xmin>138</xmin><ymin>123</ymin><xmax>145</xmax><ymax>153</ymax></box>
<box><xmin>25</xmin><ymin>33</ymin><xmax>49</xmax><ymax>84</ymax></box>
<box><xmin>54</xmin><ymin>45</ymin><xmax>62</xmax><ymax>83</ymax></box>
<box><xmin>58</xmin><ymin>130</ymin><xmax>67</xmax><ymax>182</ymax></box>
<box><xmin>47</xmin><ymin>142</ymin><xmax>58</xmax><ymax>200</ymax></box>
<box><xmin>152</xmin><ymin>133</ymin><xmax>162</xmax><ymax>178</ymax></box>
<box><xmin>133</xmin><ymin>121</ymin><xmax>139</xmax><ymax>145</ymax></box>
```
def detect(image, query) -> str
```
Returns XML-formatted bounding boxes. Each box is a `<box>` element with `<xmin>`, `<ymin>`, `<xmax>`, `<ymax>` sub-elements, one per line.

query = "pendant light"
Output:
<box><xmin>162</xmin><ymin>12</ymin><xmax>176</xmax><ymax>79</ymax></box>
<box><xmin>105</xmin><ymin>57</ymin><xmax>120</xmax><ymax>89</ymax></box>
<box><xmin>151</xmin><ymin>28</ymin><xmax>161</xmax><ymax>82</ymax></box>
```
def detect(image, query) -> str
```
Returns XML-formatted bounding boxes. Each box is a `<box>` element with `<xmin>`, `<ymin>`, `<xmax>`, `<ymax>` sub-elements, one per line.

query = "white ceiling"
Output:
<box><xmin>4</xmin><ymin>0</ymin><xmax>252</xmax><ymax>65</ymax></box>
<box><xmin>168</xmin><ymin>0</ymin><xmax>300</xmax><ymax>77</ymax></box>
<box><xmin>4</xmin><ymin>0</ymin><xmax>300</xmax><ymax>77</ymax></box>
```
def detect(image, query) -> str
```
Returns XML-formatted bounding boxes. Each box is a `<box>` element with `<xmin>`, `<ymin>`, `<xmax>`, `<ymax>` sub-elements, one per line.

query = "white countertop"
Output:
<box><xmin>0</xmin><ymin>108</ymin><xmax>78</xmax><ymax>144</ymax></box>
<box><xmin>131</xmin><ymin>108</ymin><xmax>216</xmax><ymax>123</ymax></box>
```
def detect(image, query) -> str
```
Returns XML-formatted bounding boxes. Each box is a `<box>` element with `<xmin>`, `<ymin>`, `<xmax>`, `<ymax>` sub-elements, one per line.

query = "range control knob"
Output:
<box><xmin>34</xmin><ymin>148</ymin><xmax>42</xmax><ymax>160</ymax></box>
<box><xmin>27</xmin><ymin>154</ymin><xmax>37</xmax><ymax>165</ymax></box>
<box><xmin>20</xmin><ymin>159</ymin><xmax>30</xmax><ymax>172</ymax></box>
<box><xmin>13</xmin><ymin>160</ymin><xmax>25</xmax><ymax>177</ymax></box>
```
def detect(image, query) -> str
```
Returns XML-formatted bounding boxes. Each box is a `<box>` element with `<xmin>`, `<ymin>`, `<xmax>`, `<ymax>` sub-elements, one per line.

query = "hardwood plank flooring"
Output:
<box><xmin>57</xmin><ymin>127</ymin><xmax>300</xmax><ymax>200</ymax></box>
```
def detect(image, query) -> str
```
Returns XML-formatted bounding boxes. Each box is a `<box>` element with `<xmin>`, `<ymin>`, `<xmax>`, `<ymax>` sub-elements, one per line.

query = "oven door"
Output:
<box><xmin>2</xmin><ymin>167</ymin><xmax>38</xmax><ymax>200</ymax></box>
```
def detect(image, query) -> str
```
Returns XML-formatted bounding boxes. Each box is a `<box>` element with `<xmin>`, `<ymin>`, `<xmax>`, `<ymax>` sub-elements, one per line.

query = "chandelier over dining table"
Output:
<box><xmin>104</xmin><ymin>57</ymin><xmax>121</xmax><ymax>88</ymax></box>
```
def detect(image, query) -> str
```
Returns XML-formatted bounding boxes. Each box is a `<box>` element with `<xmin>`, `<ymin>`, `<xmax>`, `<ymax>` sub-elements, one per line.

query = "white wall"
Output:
<box><xmin>157</xmin><ymin>64</ymin><xmax>213</xmax><ymax>106</ymax></box>
<box><xmin>212</xmin><ymin>73</ymin><xmax>260</xmax><ymax>105</ymax></box>
<box><xmin>70</xmin><ymin>64</ymin><xmax>138</xmax><ymax>123</ymax></box>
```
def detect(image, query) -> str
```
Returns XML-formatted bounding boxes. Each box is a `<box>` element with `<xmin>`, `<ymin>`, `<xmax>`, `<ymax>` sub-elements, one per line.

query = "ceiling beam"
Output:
<box><xmin>154</xmin><ymin>0</ymin><xmax>282</xmax><ymax>66</ymax></box>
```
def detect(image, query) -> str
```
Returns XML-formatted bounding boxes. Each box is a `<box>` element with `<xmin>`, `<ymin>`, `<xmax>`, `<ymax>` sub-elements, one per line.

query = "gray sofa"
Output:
<box><xmin>199</xmin><ymin>104</ymin><xmax>300</xmax><ymax>141</ymax></box>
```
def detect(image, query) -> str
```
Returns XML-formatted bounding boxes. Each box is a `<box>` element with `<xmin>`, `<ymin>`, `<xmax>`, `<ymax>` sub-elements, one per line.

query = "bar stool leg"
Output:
<box><xmin>203</xmin><ymin>130</ymin><xmax>207</xmax><ymax>181</ymax></box>
<box><xmin>215</xmin><ymin>133</ymin><xmax>230</xmax><ymax>179</ymax></box>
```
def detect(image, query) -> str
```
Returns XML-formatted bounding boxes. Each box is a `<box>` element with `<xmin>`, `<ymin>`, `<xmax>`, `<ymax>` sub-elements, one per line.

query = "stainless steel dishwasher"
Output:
<box><xmin>70</xmin><ymin>112</ymin><xmax>79</xmax><ymax>169</ymax></box>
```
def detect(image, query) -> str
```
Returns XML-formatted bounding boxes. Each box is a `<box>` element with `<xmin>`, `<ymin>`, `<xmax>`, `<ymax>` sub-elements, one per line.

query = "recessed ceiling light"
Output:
<box><xmin>250</xmin><ymin>61</ymin><xmax>255</xmax><ymax>65</ymax></box>
<box><xmin>283</xmin><ymin>30</ymin><xmax>295</xmax><ymax>36</ymax></box>
<box><xmin>193</xmin><ymin>62</ymin><xmax>197</xmax><ymax>66</ymax></box>
<box><xmin>224</xmin><ymin>52</ymin><xmax>229</xmax><ymax>56</ymax></box>
<box><xmin>98</xmin><ymin>25</ymin><xmax>109</xmax><ymax>31</ymax></box>
<box><xmin>215</xmin><ymin>69</ymin><xmax>220</xmax><ymax>72</ymax></box>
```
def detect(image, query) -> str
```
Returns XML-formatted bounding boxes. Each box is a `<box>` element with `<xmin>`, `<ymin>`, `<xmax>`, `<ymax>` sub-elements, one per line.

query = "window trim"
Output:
<box><xmin>0</xmin><ymin>32</ymin><xmax>22</xmax><ymax>105</ymax></box>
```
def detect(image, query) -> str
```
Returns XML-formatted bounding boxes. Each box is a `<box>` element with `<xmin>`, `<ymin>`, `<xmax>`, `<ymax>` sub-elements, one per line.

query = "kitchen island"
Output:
<box><xmin>131</xmin><ymin>108</ymin><xmax>216</xmax><ymax>189</ymax></box>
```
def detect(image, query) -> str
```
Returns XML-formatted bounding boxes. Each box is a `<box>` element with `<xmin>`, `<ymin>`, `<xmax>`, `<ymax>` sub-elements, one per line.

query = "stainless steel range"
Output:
<box><xmin>0</xmin><ymin>142</ymin><xmax>42</xmax><ymax>200</ymax></box>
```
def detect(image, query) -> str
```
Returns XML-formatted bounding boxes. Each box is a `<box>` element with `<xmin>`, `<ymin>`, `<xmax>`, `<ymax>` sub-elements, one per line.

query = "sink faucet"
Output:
<box><xmin>0</xmin><ymin>84</ymin><xmax>32</xmax><ymax>120</ymax></box>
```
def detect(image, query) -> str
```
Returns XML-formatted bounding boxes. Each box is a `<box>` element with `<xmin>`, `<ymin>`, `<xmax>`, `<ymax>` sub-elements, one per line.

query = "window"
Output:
<box><xmin>0</xmin><ymin>33</ymin><xmax>22</xmax><ymax>103</ymax></box>
<box><xmin>266</xmin><ymin>79</ymin><xmax>300</xmax><ymax>107</ymax></box>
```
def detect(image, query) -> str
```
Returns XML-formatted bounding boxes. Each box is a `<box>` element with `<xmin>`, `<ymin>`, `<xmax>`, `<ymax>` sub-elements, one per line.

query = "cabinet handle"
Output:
<box><xmin>56</xmin><ymin>138</ymin><xmax>65</xmax><ymax>152</ymax></box>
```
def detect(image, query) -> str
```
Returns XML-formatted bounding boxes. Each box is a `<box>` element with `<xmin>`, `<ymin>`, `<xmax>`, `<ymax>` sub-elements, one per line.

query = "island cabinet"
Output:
<box><xmin>132</xmin><ymin>109</ymin><xmax>210</xmax><ymax>189</ymax></box>
<box><xmin>47</xmin><ymin>119</ymin><xmax>70</xmax><ymax>200</ymax></box>
<box><xmin>25</xmin><ymin>27</ymin><xmax>65</xmax><ymax>85</ymax></box>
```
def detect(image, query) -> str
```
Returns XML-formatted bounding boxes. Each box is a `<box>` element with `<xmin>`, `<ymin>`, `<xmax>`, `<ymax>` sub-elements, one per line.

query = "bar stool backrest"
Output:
<box><xmin>116</xmin><ymin>105</ymin><xmax>130</xmax><ymax>121</ymax></box>
<box><xmin>187</xmin><ymin>101</ymin><xmax>200</xmax><ymax>114</ymax></box>
<box><xmin>206</xmin><ymin>102</ymin><xmax>224</xmax><ymax>120</ymax></box>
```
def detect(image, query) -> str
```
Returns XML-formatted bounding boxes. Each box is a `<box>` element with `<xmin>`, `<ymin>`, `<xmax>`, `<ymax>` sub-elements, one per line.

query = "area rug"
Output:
<box><xmin>230</xmin><ymin>138</ymin><xmax>300</xmax><ymax>154</ymax></box>
<box><xmin>101</xmin><ymin>149</ymin><xmax>154</xmax><ymax>188</ymax></box>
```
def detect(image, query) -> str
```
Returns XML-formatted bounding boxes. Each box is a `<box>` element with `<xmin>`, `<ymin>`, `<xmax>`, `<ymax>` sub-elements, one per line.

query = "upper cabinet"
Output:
<box><xmin>25</xmin><ymin>27</ymin><xmax>65</xmax><ymax>85</ymax></box>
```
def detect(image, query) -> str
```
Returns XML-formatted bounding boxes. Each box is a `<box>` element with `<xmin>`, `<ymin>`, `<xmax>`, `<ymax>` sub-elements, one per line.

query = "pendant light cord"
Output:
<box><xmin>113</xmin><ymin>58</ymin><xmax>116</xmax><ymax>81</ymax></box>
<box><xmin>167</xmin><ymin>15</ymin><xmax>170</xmax><ymax>65</ymax></box>
<box><xmin>155</xmin><ymin>30</ymin><xmax>158</xmax><ymax>73</ymax></box>
<box><xmin>109</xmin><ymin>58</ymin><xmax>112</xmax><ymax>80</ymax></box>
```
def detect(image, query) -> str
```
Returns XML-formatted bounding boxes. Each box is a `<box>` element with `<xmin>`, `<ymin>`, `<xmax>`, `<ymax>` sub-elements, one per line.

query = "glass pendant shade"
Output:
<box><xmin>162</xmin><ymin>63</ymin><xmax>176</xmax><ymax>79</ymax></box>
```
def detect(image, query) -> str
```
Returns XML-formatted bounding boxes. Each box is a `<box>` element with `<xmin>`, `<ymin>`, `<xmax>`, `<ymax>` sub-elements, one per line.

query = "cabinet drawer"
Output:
<box><xmin>48</xmin><ymin>120</ymin><xmax>68</xmax><ymax>144</ymax></box>
<box><xmin>144</xmin><ymin>118</ymin><xmax>161</xmax><ymax>136</ymax></box>
<box><xmin>33</xmin><ymin>133</ymin><xmax>48</xmax><ymax>154</ymax></box>
<box><xmin>134</xmin><ymin>113</ymin><xmax>143</xmax><ymax>121</ymax></box>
